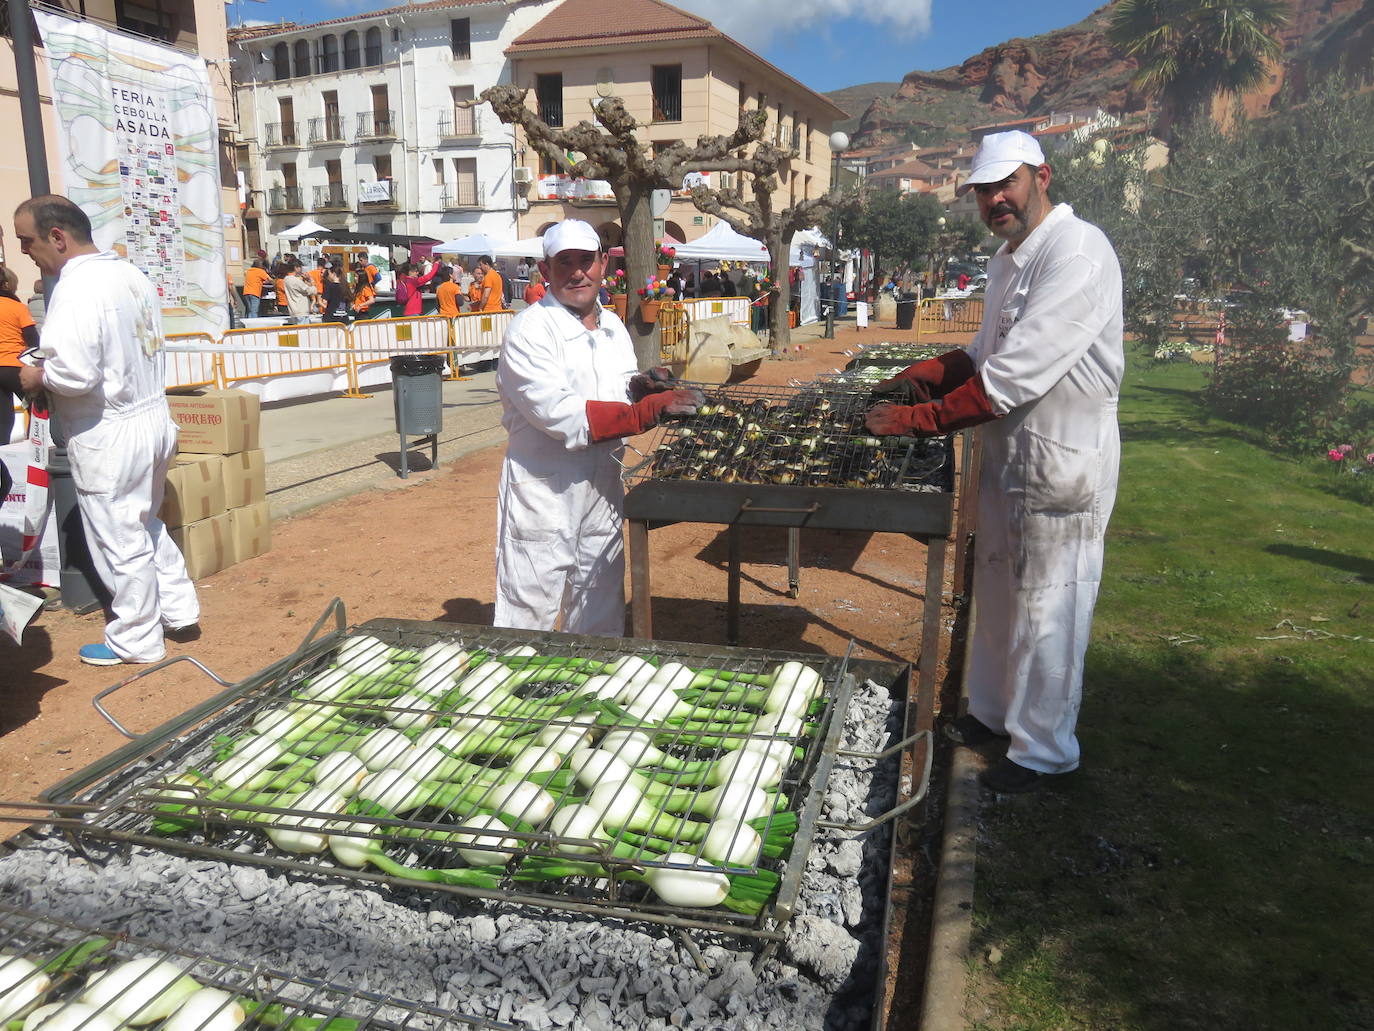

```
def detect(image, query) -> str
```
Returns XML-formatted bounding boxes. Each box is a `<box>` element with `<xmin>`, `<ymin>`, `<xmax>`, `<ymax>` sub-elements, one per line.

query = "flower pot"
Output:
<box><xmin>657</xmin><ymin>264</ymin><xmax>672</xmax><ymax>281</ymax></box>
<box><xmin>640</xmin><ymin>300</ymin><xmax>662</xmax><ymax>324</ymax></box>
<box><xmin>610</xmin><ymin>293</ymin><xmax>628</xmax><ymax>320</ymax></box>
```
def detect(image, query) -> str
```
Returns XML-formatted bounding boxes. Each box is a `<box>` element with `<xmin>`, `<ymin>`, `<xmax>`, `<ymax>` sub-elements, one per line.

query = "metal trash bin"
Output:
<box><xmin>895</xmin><ymin>299</ymin><xmax>916</xmax><ymax>330</ymax></box>
<box><xmin>390</xmin><ymin>353</ymin><xmax>445</xmax><ymax>478</ymax></box>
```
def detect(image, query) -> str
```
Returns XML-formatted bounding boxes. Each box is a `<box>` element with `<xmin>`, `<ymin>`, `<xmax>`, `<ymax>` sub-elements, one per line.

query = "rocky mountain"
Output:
<box><xmin>835</xmin><ymin>0</ymin><xmax>1369</xmax><ymax>150</ymax></box>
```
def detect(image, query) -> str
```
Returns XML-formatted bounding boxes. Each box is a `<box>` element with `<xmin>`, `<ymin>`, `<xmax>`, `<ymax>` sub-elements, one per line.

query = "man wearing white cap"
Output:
<box><xmin>494</xmin><ymin>219</ymin><xmax>700</xmax><ymax>635</ymax></box>
<box><xmin>865</xmin><ymin>130</ymin><xmax>1125</xmax><ymax>793</ymax></box>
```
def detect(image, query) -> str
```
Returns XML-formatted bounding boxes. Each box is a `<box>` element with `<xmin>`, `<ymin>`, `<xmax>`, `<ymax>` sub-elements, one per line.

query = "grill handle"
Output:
<box><xmin>816</xmin><ymin>728</ymin><xmax>934</xmax><ymax>834</ymax></box>
<box><xmin>92</xmin><ymin>656</ymin><xmax>235</xmax><ymax>738</ymax></box>
<box><xmin>294</xmin><ymin>596</ymin><xmax>349</xmax><ymax>656</ymax></box>
<box><xmin>738</xmin><ymin>499</ymin><xmax>820</xmax><ymax>516</ymax></box>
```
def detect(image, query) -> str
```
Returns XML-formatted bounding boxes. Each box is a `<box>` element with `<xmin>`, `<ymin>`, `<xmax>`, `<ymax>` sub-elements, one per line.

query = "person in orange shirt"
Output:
<box><xmin>435</xmin><ymin>267</ymin><xmax>463</xmax><ymax>317</ymax></box>
<box><xmin>350</xmin><ymin>262</ymin><xmax>375</xmax><ymax>318</ymax></box>
<box><xmin>0</xmin><ymin>266</ymin><xmax>38</xmax><ymax>446</ymax></box>
<box><xmin>308</xmin><ymin>258</ymin><xmax>326</xmax><ymax>312</ymax></box>
<box><xmin>242</xmin><ymin>258</ymin><xmax>270</xmax><ymax>318</ymax></box>
<box><xmin>477</xmin><ymin>255</ymin><xmax>504</xmax><ymax>312</ymax></box>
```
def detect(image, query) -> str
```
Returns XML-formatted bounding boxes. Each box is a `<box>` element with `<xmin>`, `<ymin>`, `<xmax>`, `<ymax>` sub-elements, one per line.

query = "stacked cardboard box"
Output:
<box><xmin>162</xmin><ymin>389</ymin><xmax>270</xmax><ymax>579</ymax></box>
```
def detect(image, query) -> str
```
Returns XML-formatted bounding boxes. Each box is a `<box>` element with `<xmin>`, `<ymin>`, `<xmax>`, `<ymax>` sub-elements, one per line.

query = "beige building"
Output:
<box><xmin>503</xmin><ymin>0</ymin><xmax>847</xmax><ymax>247</ymax></box>
<box><xmin>0</xmin><ymin>0</ymin><xmax>239</xmax><ymax>290</ymax></box>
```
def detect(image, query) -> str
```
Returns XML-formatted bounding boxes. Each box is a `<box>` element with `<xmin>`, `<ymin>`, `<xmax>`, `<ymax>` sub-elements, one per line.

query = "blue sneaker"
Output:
<box><xmin>78</xmin><ymin>643</ymin><xmax>123</xmax><ymax>666</ymax></box>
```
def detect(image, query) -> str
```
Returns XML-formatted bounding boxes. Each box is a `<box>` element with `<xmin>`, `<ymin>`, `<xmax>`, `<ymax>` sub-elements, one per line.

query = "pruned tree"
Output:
<box><xmin>688</xmin><ymin>141</ymin><xmax>836</xmax><ymax>352</ymax></box>
<box><xmin>478</xmin><ymin>85</ymin><xmax>767</xmax><ymax>368</ymax></box>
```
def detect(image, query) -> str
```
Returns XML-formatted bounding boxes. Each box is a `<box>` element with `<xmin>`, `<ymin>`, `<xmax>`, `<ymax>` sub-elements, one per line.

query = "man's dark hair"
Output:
<box><xmin>16</xmin><ymin>195</ymin><xmax>93</xmax><ymax>243</ymax></box>
<box><xmin>479</xmin><ymin>255</ymin><xmax>493</xmax><ymax>267</ymax></box>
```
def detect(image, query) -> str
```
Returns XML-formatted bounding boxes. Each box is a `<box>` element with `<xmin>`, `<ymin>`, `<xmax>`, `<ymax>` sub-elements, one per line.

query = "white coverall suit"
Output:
<box><xmin>494</xmin><ymin>295</ymin><xmax>637</xmax><ymax>636</ymax></box>
<box><xmin>965</xmin><ymin>204</ymin><xmax>1124</xmax><ymax>774</ymax></box>
<box><xmin>40</xmin><ymin>252</ymin><xmax>199</xmax><ymax>661</ymax></box>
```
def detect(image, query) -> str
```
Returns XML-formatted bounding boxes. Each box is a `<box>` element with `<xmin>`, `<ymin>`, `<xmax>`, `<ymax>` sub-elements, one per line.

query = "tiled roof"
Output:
<box><xmin>869</xmin><ymin>158</ymin><xmax>940</xmax><ymax>180</ymax></box>
<box><xmin>506</xmin><ymin>0</ymin><xmax>719</xmax><ymax>51</ymax></box>
<box><xmin>970</xmin><ymin>115</ymin><xmax>1042</xmax><ymax>133</ymax></box>
<box><xmin>228</xmin><ymin>0</ymin><xmax>494</xmax><ymax>41</ymax></box>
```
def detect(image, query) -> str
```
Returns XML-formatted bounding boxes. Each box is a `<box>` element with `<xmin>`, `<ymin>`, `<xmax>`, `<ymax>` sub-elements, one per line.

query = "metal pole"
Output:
<box><xmin>823</xmin><ymin>153</ymin><xmax>839</xmax><ymax>340</ymax></box>
<box><xmin>8</xmin><ymin>0</ymin><xmax>108</xmax><ymax>613</ymax></box>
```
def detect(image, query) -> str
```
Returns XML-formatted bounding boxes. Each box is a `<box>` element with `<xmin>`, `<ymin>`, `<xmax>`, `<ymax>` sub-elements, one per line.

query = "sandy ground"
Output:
<box><xmin>1</xmin><ymin>319</ymin><xmax>973</xmax><ymax>1029</ymax></box>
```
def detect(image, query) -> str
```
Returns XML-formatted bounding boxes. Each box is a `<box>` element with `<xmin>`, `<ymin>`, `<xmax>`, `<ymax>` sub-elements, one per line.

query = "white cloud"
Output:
<box><xmin>670</xmin><ymin>0</ymin><xmax>932</xmax><ymax>52</ymax></box>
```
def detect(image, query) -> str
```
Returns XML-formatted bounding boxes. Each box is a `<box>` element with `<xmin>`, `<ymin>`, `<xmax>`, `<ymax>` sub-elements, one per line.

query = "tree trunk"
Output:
<box><xmin>766</xmin><ymin>231</ymin><xmax>791</xmax><ymax>353</ymax></box>
<box><xmin>618</xmin><ymin>185</ymin><xmax>660</xmax><ymax>370</ymax></box>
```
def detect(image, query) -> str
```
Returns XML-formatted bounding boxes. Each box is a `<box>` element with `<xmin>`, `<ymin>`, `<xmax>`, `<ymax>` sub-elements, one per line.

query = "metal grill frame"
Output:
<box><xmin>28</xmin><ymin>602</ymin><xmax>913</xmax><ymax>946</ymax></box>
<box><xmin>0</xmin><ymin>901</ymin><xmax>510</xmax><ymax>1030</ymax></box>
<box><xmin>625</xmin><ymin>380</ymin><xmax>953</xmax><ymax>496</ymax></box>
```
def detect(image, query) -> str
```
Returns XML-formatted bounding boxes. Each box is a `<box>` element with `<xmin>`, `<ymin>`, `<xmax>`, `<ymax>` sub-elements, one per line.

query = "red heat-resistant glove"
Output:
<box><xmin>865</xmin><ymin>374</ymin><xmax>999</xmax><ymax>437</ymax></box>
<box><xmin>870</xmin><ymin>349</ymin><xmax>976</xmax><ymax>404</ymax></box>
<box><xmin>586</xmin><ymin>388</ymin><xmax>704</xmax><ymax>442</ymax></box>
<box><xmin>628</xmin><ymin>366</ymin><xmax>675</xmax><ymax>401</ymax></box>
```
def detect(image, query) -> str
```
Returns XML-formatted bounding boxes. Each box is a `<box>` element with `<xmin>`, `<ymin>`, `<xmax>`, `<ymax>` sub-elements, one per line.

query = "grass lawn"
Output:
<box><xmin>965</xmin><ymin>356</ymin><xmax>1374</xmax><ymax>1031</ymax></box>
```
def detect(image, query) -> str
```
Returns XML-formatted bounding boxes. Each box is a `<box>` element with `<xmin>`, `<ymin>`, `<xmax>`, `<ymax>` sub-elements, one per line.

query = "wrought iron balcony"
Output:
<box><xmin>439</xmin><ymin>181</ymin><xmax>484</xmax><ymax>209</ymax></box>
<box><xmin>437</xmin><ymin>108</ymin><xmax>479</xmax><ymax>140</ymax></box>
<box><xmin>267</xmin><ymin>186</ymin><xmax>304</xmax><ymax>212</ymax></box>
<box><xmin>307</xmin><ymin>115</ymin><xmax>347</xmax><ymax>145</ymax></box>
<box><xmin>313</xmin><ymin>183</ymin><xmax>349</xmax><ymax>210</ymax></box>
<box><xmin>356</xmin><ymin>110</ymin><xmax>397</xmax><ymax>140</ymax></box>
<box><xmin>264</xmin><ymin>122</ymin><xmax>300</xmax><ymax>148</ymax></box>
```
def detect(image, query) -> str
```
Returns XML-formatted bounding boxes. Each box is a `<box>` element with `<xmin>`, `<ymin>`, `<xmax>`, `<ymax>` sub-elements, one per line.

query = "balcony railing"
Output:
<box><xmin>437</xmin><ymin>109</ymin><xmax>479</xmax><ymax>140</ymax></box>
<box><xmin>264</xmin><ymin>122</ymin><xmax>300</xmax><ymax>147</ymax></box>
<box><xmin>307</xmin><ymin>115</ymin><xmax>346</xmax><ymax>144</ymax></box>
<box><xmin>313</xmin><ymin>184</ymin><xmax>349</xmax><ymax>210</ymax></box>
<box><xmin>268</xmin><ymin>186</ymin><xmax>304</xmax><ymax>212</ymax></box>
<box><xmin>356</xmin><ymin>110</ymin><xmax>397</xmax><ymax>140</ymax></box>
<box><xmin>439</xmin><ymin>181</ymin><xmax>484</xmax><ymax>209</ymax></box>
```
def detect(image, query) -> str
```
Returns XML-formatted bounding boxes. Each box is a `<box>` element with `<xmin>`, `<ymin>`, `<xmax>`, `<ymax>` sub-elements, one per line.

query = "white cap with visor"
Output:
<box><xmin>955</xmin><ymin>131</ymin><xmax>1046</xmax><ymax>197</ymax></box>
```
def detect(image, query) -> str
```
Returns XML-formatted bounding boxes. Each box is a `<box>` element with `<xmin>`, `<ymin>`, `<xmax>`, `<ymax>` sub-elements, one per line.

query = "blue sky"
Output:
<box><xmin>228</xmin><ymin>0</ymin><xmax>1109</xmax><ymax>95</ymax></box>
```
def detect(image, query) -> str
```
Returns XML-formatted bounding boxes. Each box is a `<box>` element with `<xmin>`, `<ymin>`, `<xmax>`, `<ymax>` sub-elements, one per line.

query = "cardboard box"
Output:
<box><xmin>168</xmin><ymin>389</ymin><xmax>261</xmax><ymax>454</ymax></box>
<box><xmin>159</xmin><ymin>455</ymin><xmax>226</xmax><ymax>529</ymax></box>
<box><xmin>221</xmin><ymin>449</ymin><xmax>266</xmax><ymax>509</ymax></box>
<box><xmin>227</xmin><ymin>502</ymin><xmax>272</xmax><ymax>563</ymax></box>
<box><xmin>170</xmin><ymin>512</ymin><xmax>231</xmax><ymax>580</ymax></box>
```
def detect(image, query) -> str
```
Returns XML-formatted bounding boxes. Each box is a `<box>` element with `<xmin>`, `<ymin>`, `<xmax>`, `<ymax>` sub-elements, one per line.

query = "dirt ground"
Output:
<box><xmin>2</xmin><ymin>321</ymin><xmax>972</xmax><ymax>1029</ymax></box>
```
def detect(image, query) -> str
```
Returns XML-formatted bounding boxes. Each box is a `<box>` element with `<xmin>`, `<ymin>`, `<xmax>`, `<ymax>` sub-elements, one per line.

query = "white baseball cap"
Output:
<box><xmin>542</xmin><ymin>219</ymin><xmax>602</xmax><ymax>259</ymax></box>
<box><xmin>955</xmin><ymin>131</ymin><xmax>1046</xmax><ymax>197</ymax></box>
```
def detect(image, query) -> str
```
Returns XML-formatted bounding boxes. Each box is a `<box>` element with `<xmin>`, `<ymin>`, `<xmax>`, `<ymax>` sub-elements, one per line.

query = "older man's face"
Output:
<box><xmin>13</xmin><ymin>211</ymin><xmax>61</xmax><ymax>277</ymax></box>
<box><xmin>539</xmin><ymin>248</ymin><xmax>605</xmax><ymax>315</ymax></box>
<box><xmin>974</xmin><ymin>163</ymin><xmax>1052</xmax><ymax>248</ymax></box>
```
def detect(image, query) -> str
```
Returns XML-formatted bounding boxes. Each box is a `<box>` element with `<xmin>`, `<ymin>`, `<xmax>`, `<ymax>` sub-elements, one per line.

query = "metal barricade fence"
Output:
<box><xmin>163</xmin><ymin>333</ymin><xmax>220</xmax><ymax>392</ymax></box>
<box><xmin>451</xmin><ymin>309</ymin><xmax>511</xmax><ymax>365</ymax></box>
<box><xmin>681</xmin><ymin>296</ymin><xmax>751</xmax><ymax>325</ymax></box>
<box><xmin>216</xmin><ymin>323</ymin><xmax>354</xmax><ymax>401</ymax></box>
<box><xmin>348</xmin><ymin>316</ymin><xmax>453</xmax><ymax>397</ymax></box>
<box><xmin>916</xmin><ymin>296</ymin><xmax>985</xmax><ymax>337</ymax></box>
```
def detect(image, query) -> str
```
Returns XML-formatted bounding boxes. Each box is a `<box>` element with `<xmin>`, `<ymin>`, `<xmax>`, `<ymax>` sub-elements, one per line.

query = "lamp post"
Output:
<box><xmin>823</xmin><ymin>130</ymin><xmax>849</xmax><ymax>340</ymax></box>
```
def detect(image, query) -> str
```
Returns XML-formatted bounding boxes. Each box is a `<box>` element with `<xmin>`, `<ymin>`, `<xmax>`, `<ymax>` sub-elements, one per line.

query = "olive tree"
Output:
<box><xmin>479</xmin><ymin>86</ymin><xmax>767</xmax><ymax>368</ymax></box>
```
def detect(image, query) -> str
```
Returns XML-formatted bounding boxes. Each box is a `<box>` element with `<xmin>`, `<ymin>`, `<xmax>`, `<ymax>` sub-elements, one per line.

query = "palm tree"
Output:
<box><xmin>1109</xmin><ymin>0</ymin><xmax>1289</xmax><ymax>142</ymax></box>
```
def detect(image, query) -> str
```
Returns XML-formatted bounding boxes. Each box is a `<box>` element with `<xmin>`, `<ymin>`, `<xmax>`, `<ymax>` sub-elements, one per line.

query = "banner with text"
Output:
<box><xmin>35</xmin><ymin>12</ymin><xmax>229</xmax><ymax>338</ymax></box>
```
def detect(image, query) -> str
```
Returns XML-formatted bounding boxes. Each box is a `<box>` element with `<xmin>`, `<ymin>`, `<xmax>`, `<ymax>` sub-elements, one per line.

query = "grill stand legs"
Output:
<box><xmin>728</xmin><ymin>525</ymin><xmax>742</xmax><ymax>645</ymax></box>
<box><xmin>787</xmin><ymin>528</ymin><xmax>801</xmax><ymax>598</ymax></box>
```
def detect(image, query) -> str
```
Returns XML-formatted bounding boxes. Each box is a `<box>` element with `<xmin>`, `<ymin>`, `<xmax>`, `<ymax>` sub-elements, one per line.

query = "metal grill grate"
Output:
<box><xmin>0</xmin><ymin>902</ymin><xmax>508</xmax><ymax>1029</ymax></box>
<box><xmin>25</xmin><ymin>607</ymin><xmax>879</xmax><ymax>943</ymax></box>
<box><xmin>624</xmin><ymin>381</ymin><xmax>951</xmax><ymax>492</ymax></box>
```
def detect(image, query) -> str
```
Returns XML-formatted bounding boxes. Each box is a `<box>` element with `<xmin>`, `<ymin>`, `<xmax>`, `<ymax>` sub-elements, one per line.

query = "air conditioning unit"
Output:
<box><xmin>513</xmin><ymin>166</ymin><xmax>534</xmax><ymax>184</ymax></box>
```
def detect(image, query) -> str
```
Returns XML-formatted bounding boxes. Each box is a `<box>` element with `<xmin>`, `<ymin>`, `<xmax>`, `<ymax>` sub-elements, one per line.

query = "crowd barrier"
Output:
<box><xmin>681</xmin><ymin>296</ymin><xmax>751</xmax><ymax>326</ymax></box>
<box><xmin>915</xmin><ymin>296</ymin><xmax>985</xmax><ymax>337</ymax></box>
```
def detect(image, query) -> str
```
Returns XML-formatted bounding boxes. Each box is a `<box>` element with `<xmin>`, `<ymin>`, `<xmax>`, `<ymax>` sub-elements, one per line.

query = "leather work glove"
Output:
<box><xmin>628</xmin><ymin>366</ymin><xmax>676</xmax><ymax>401</ymax></box>
<box><xmin>586</xmin><ymin>387</ymin><xmax>705</xmax><ymax>442</ymax></box>
<box><xmin>865</xmin><ymin>374</ymin><xmax>998</xmax><ymax>437</ymax></box>
<box><xmin>871</xmin><ymin>348</ymin><xmax>976</xmax><ymax>404</ymax></box>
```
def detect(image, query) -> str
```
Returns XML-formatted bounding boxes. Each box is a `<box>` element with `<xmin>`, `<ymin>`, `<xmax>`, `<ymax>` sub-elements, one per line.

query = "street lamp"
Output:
<box><xmin>823</xmin><ymin>130</ymin><xmax>849</xmax><ymax>339</ymax></box>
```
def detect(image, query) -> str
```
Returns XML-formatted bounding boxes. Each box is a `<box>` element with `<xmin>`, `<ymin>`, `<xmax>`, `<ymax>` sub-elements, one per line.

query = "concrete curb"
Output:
<box><xmin>918</xmin><ymin>744</ymin><xmax>982</xmax><ymax>1030</ymax></box>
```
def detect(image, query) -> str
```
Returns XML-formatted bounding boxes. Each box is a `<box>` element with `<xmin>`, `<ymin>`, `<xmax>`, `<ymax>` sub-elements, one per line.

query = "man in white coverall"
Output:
<box><xmin>15</xmin><ymin>195</ymin><xmax>199</xmax><ymax>666</ymax></box>
<box><xmin>494</xmin><ymin>220</ymin><xmax>700</xmax><ymax>635</ymax></box>
<box><xmin>865</xmin><ymin>131</ymin><xmax>1124</xmax><ymax>793</ymax></box>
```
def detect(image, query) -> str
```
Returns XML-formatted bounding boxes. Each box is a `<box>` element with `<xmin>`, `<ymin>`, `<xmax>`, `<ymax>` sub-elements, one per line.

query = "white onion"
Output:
<box><xmin>353</xmin><ymin>728</ymin><xmax>415</xmax><ymax>771</ymax></box>
<box><xmin>163</xmin><ymin>988</ymin><xmax>245</xmax><ymax>1031</ymax></box>
<box><xmin>700</xmin><ymin>819</ymin><xmax>763</xmax><ymax>866</ymax></box>
<box><xmin>448</xmin><ymin>814</ymin><xmax>520</xmax><ymax>865</ymax></box>
<box><xmin>23</xmin><ymin>1003</ymin><xmax>119</xmax><ymax>1031</ymax></box>
<box><xmin>545</xmin><ymin>805</ymin><xmax>607</xmax><ymax>855</ymax></box>
<box><xmin>356</xmin><ymin>770</ymin><xmax>425</xmax><ymax>814</ymax></box>
<box><xmin>310</xmin><ymin>751</ymin><xmax>369</xmax><ymax>794</ymax></box>
<box><xmin>80</xmin><ymin>958</ymin><xmax>201</xmax><ymax>1025</ymax></box>
<box><xmin>383</xmin><ymin>693</ymin><xmax>437</xmax><ymax>731</ymax></box>
<box><xmin>641</xmin><ymin>853</ymin><xmax>730</xmax><ymax>907</ymax></box>
<box><xmin>264</xmin><ymin>785</ymin><xmax>350</xmax><ymax>854</ymax></box>
<box><xmin>481</xmin><ymin>780</ymin><xmax>555</xmax><ymax>825</ymax></box>
<box><xmin>0</xmin><ymin>955</ymin><xmax>50</xmax><ymax>1023</ymax></box>
<box><xmin>708</xmin><ymin>749</ymin><xmax>783</xmax><ymax>790</ymax></box>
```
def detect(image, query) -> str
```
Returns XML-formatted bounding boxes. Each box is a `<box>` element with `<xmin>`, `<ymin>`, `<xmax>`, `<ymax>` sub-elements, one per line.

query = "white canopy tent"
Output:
<box><xmin>276</xmin><ymin>218</ymin><xmax>333</xmax><ymax>240</ymax></box>
<box><xmin>493</xmin><ymin>237</ymin><xmax>547</xmax><ymax>260</ymax></box>
<box><xmin>433</xmin><ymin>232</ymin><xmax>513</xmax><ymax>255</ymax></box>
<box><xmin>672</xmin><ymin>222</ymin><xmax>770</xmax><ymax>262</ymax></box>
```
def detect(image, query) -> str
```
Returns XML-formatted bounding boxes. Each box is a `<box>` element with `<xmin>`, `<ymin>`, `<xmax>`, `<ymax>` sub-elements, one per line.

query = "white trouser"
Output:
<box><xmin>68</xmin><ymin>402</ymin><xmax>199</xmax><ymax>661</ymax></box>
<box><xmin>493</xmin><ymin>449</ymin><xmax>625</xmax><ymax>637</ymax></box>
<box><xmin>964</xmin><ymin>415</ymin><xmax>1117</xmax><ymax>774</ymax></box>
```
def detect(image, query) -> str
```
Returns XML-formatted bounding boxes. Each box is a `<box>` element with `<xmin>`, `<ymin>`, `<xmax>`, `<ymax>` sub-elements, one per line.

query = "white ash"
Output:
<box><xmin>0</xmin><ymin>679</ymin><xmax>902</xmax><ymax>1030</ymax></box>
